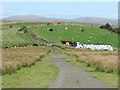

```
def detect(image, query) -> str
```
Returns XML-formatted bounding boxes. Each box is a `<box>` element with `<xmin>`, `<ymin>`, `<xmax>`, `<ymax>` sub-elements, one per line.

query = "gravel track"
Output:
<box><xmin>48</xmin><ymin>46</ymin><xmax>109</xmax><ymax>88</ymax></box>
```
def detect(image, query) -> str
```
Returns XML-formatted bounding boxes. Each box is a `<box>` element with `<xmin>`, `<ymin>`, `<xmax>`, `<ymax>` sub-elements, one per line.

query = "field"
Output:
<box><xmin>1</xmin><ymin>21</ymin><xmax>119</xmax><ymax>88</ymax></box>
<box><xmin>58</xmin><ymin>45</ymin><xmax>118</xmax><ymax>73</ymax></box>
<box><xmin>2</xmin><ymin>46</ymin><xmax>50</xmax><ymax>75</ymax></box>
<box><xmin>57</xmin><ymin>45</ymin><xmax>118</xmax><ymax>87</ymax></box>
<box><xmin>2</xmin><ymin>51</ymin><xmax>58</xmax><ymax>88</ymax></box>
<box><xmin>2</xmin><ymin>22</ymin><xmax>118</xmax><ymax>47</ymax></box>
<box><xmin>30</xmin><ymin>23</ymin><xmax>118</xmax><ymax>47</ymax></box>
<box><xmin>2</xmin><ymin>22</ymin><xmax>59</xmax><ymax>88</ymax></box>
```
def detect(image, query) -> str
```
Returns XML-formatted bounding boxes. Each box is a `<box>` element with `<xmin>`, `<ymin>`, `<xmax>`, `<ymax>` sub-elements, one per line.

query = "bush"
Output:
<box><xmin>100</xmin><ymin>23</ymin><xmax>120</xmax><ymax>34</ymax></box>
<box><xmin>95</xmin><ymin>65</ymin><xmax>105</xmax><ymax>72</ymax></box>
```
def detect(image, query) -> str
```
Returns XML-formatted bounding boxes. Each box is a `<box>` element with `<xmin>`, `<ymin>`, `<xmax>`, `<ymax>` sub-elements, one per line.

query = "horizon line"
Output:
<box><xmin>1</xmin><ymin>14</ymin><xmax>118</xmax><ymax>20</ymax></box>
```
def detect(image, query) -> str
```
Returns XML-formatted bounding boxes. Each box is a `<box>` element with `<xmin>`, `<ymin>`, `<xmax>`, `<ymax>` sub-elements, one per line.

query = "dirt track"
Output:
<box><xmin>48</xmin><ymin>46</ymin><xmax>109</xmax><ymax>88</ymax></box>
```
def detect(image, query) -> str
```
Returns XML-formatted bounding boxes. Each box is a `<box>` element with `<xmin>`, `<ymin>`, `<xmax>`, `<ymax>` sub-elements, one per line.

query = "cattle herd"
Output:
<box><xmin>61</xmin><ymin>40</ymin><xmax>114</xmax><ymax>51</ymax></box>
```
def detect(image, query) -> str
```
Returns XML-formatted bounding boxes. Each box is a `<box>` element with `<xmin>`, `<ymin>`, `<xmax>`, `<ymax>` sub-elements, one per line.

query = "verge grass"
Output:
<box><xmin>2</xmin><ymin>49</ymin><xmax>59</xmax><ymax>88</ymax></box>
<box><xmin>57</xmin><ymin>45</ymin><xmax>118</xmax><ymax>88</ymax></box>
<box><xmin>2</xmin><ymin>46</ymin><xmax>50</xmax><ymax>75</ymax></box>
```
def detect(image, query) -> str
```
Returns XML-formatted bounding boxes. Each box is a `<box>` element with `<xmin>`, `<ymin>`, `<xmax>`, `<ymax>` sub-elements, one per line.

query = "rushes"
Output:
<box><xmin>2</xmin><ymin>46</ymin><xmax>50</xmax><ymax>75</ymax></box>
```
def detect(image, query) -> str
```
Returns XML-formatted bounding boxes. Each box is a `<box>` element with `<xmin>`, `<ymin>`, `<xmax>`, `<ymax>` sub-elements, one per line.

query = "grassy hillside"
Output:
<box><xmin>28</xmin><ymin>22</ymin><xmax>118</xmax><ymax>47</ymax></box>
<box><xmin>2</xmin><ymin>22</ymin><xmax>118</xmax><ymax>88</ymax></box>
<box><xmin>2</xmin><ymin>51</ymin><xmax>58</xmax><ymax>88</ymax></box>
<box><xmin>2</xmin><ymin>22</ymin><xmax>59</xmax><ymax>88</ymax></box>
<box><xmin>2</xmin><ymin>22</ymin><xmax>118</xmax><ymax>47</ymax></box>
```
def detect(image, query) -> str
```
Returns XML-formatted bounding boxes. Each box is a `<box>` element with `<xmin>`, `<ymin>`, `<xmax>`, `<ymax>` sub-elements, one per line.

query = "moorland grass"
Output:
<box><xmin>2</xmin><ymin>46</ymin><xmax>50</xmax><ymax>75</ymax></box>
<box><xmin>58</xmin><ymin>45</ymin><xmax>118</xmax><ymax>73</ymax></box>
<box><xmin>58</xmin><ymin>45</ymin><xmax>118</xmax><ymax>87</ymax></box>
<box><xmin>2</xmin><ymin>50</ymin><xmax>58</xmax><ymax>88</ymax></box>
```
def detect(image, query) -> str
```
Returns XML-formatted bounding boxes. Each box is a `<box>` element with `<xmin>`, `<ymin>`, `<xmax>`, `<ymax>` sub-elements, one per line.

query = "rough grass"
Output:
<box><xmin>58</xmin><ymin>45</ymin><xmax>118</xmax><ymax>73</ymax></box>
<box><xmin>2</xmin><ymin>46</ymin><xmax>50</xmax><ymax>75</ymax></box>
<box><xmin>58</xmin><ymin>45</ymin><xmax>118</xmax><ymax>87</ymax></box>
<box><xmin>2</xmin><ymin>51</ymin><xmax>58</xmax><ymax>88</ymax></box>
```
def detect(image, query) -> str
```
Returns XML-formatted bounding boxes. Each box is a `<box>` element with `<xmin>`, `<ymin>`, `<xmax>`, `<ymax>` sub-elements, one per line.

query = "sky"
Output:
<box><xmin>1</xmin><ymin>0</ymin><xmax>119</xmax><ymax>2</ymax></box>
<box><xmin>1</xmin><ymin>2</ymin><xmax>118</xmax><ymax>19</ymax></box>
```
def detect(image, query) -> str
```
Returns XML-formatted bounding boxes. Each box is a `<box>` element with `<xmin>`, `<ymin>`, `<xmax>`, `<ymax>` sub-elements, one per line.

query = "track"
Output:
<box><xmin>48</xmin><ymin>46</ymin><xmax>109</xmax><ymax>88</ymax></box>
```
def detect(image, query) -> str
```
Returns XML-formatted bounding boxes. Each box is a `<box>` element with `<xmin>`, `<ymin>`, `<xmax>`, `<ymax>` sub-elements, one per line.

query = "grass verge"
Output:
<box><xmin>2</xmin><ymin>46</ymin><xmax>50</xmax><ymax>75</ymax></box>
<box><xmin>58</xmin><ymin>47</ymin><xmax>118</xmax><ymax>88</ymax></box>
<box><xmin>2</xmin><ymin>51</ymin><xmax>59</xmax><ymax>88</ymax></box>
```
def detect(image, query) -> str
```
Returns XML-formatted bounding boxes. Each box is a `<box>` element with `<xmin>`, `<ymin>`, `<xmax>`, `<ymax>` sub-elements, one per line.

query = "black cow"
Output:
<box><xmin>33</xmin><ymin>43</ymin><xmax>38</xmax><ymax>46</ymax></box>
<box><xmin>81</xmin><ymin>29</ymin><xmax>84</xmax><ymax>32</ymax></box>
<box><xmin>49</xmin><ymin>28</ymin><xmax>53</xmax><ymax>32</ymax></box>
<box><xmin>10</xmin><ymin>25</ymin><xmax>13</xmax><ymax>28</ymax></box>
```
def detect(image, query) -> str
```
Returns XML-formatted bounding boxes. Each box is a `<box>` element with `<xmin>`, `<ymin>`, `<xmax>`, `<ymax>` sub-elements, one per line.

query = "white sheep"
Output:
<box><xmin>79</xmin><ymin>44</ymin><xmax>113</xmax><ymax>51</ymax></box>
<box><xmin>66</xmin><ymin>42</ymin><xmax>69</xmax><ymax>45</ymax></box>
<box><xmin>65</xmin><ymin>27</ymin><xmax>68</xmax><ymax>30</ymax></box>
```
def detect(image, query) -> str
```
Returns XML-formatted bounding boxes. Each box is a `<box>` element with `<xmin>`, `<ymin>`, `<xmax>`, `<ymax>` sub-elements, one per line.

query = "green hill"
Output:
<box><xmin>2</xmin><ymin>22</ymin><xmax>118</xmax><ymax>48</ymax></box>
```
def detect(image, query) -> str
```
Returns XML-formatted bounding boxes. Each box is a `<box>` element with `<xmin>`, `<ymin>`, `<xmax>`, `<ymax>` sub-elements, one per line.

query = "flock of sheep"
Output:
<box><xmin>45</xmin><ymin>23</ymin><xmax>114</xmax><ymax>51</ymax></box>
<box><xmin>7</xmin><ymin>23</ymin><xmax>114</xmax><ymax>51</ymax></box>
<box><xmin>66</xmin><ymin>42</ymin><xmax>114</xmax><ymax>51</ymax></box>
<box><xmin>76</xmin><ymin>42</ymin><xmax>114</xmax><ymax>51</ymax></box>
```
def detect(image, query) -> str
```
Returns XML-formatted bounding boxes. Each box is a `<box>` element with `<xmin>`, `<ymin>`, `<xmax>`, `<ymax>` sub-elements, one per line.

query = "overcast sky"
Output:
<box><xmin>2</xmin><ymin>2</ymin><xmax>118</xmax><ymax>19</ymax></box>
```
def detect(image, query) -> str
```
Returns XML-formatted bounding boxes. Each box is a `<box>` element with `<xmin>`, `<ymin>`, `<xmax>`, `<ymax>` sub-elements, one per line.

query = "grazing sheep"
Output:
<box><xmin>59</xmin><ymin>37</ymin><xmax>61</xmax><ymax>39</ymax></box>
<box><xmin>65</xmin><ymin>27</ymin><xmax>68</xmax><ymax>30</ymax></box>
<box><xmin>66</xmin><ymin>42</ymin><xmax>70</xmax><ymax>45</ymax></box>
<box><xmin>75</xmin><ymin>43</ymin><xmax>114</xmax><ymax>51</ymax></box>
<box><xmin>14</xmin><ymin>46</ymin><xmax>17</xmax><ymax>48</ymax></box>
<box><xmin>90</xmin><ymin>36</ymin><xmax>92</xmax><ymax>38</ymax></box>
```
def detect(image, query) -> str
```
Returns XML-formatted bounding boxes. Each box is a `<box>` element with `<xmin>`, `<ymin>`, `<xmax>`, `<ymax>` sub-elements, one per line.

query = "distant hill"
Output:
<box><xmin>2</xmin><ymin>15</ymin><xmax>117</xmax><ymax>25</ymax></box>
<box><xmin>72</xmin><ymin>17</ymin><xmax>117</xmax><ymax>25</ymax></box>
<box><xmin>2</xmin><ymin>15</ymin><xmax>69</xmax><ymax>22</ymax></box>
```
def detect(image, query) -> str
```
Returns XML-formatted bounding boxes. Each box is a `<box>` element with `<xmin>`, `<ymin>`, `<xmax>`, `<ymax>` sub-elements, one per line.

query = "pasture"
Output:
<box><xmin>1</xmin><ymin>21</ymin><xmax>118</xmax><ymax>88</ymax></box>
<box><xmin>28</xmin><ymin>22</ymin><xmax>118</xmax><ymax>47</ymax></box>
<box><xmin>2</xmin><ymin>22</ymin><xmax>118</xmax><ymax>48</ymax></box>
<box><xmin>2</xmin><ymin>23</ymin><xmax>41</xmax><ymax>48</ymax></box>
